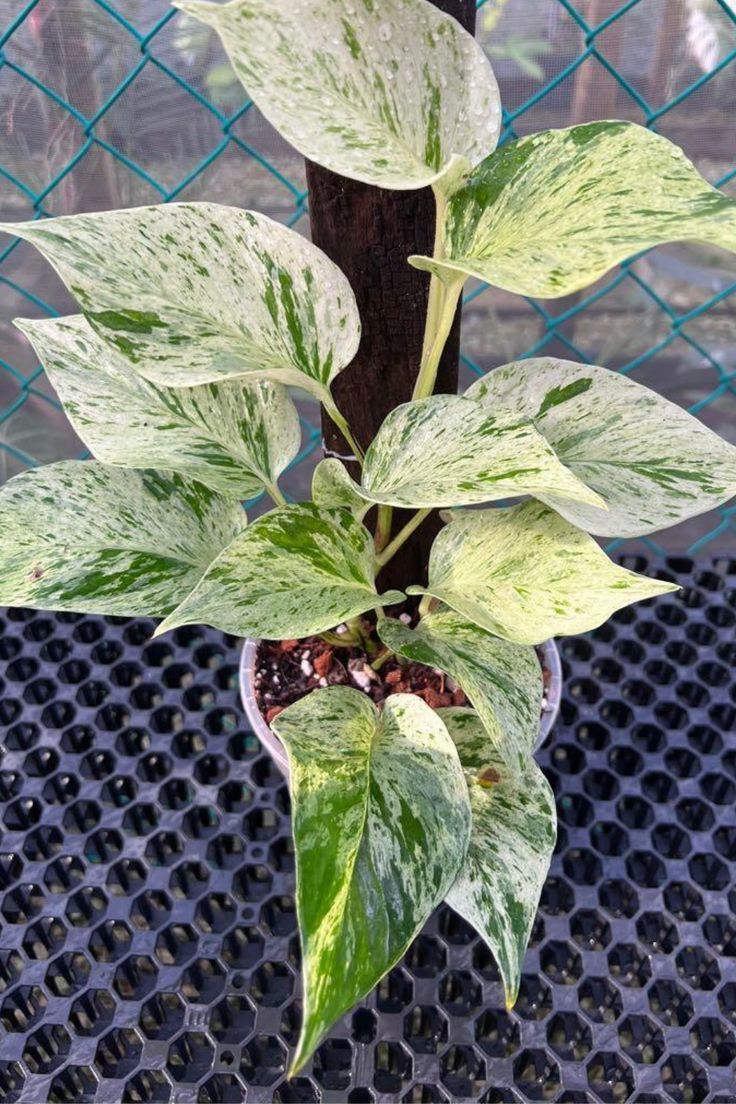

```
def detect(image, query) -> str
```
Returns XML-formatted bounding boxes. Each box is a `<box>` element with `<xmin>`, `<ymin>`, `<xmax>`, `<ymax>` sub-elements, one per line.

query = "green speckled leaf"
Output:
<box><xmin>3</xmin><ymin>203</ymin><xmax>359</xmax><ymax>400</ymax></box>
<box><xmin>410</xmin><ymin>122</ymin><xmax>736</xmax><ymax>294</ymax></box>
<box><xmin>176</xmin><ymin>0</ymin><xmax>500</xmax><ymax>193</ymax></box>
<box><xmin>467</xmin><ymin>358</ymin><xmax>736</xmax><ymax>538</ymax></box>
<box><xmin>156</xmin><ymin>503</ymin><xmax>404</xmax><ymax>640</ymax></box>
<box><xmin>0</xmin><ymin>462</ymin><xmax>246</xmax><ymax>617</ymax></box>
<box><xmin>378</xmin><ymin>610</ymin><xmax>542</xmax><ymax>776</ymax></box>
<box><xmin>271</xmin><ymin>687</ymin><xmax>471</xmax><ymax>1072</ymax></box>
<box><xmin>17</xmin><ymin>315</ymin><xmax>301</xmax><ymax>501</ymax></box>
<box><xmin>408</xmin><ymin>500</ymin><xmax>678</xmax><ymax>644</ymax></box>
<box><xmin>311</xmin><ymin>459</ymin><xmax>369</xmax><ymax>519</ymax></box>
<box><xmin>360</xmin><ymin>395</ymin><xmax>605</xmax><ymax>509</ymax></box>
<box><xmin>440</xmin><ymin>708</ymin><xmax>556</xmax><ymax>1005</ymax></box>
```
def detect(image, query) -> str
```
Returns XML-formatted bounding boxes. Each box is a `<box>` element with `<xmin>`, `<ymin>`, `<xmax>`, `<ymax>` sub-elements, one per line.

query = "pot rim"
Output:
<box><xmin>239</xmin><ymin>635</ymin><xmax>563</xmax><ymax>781</ymax></box>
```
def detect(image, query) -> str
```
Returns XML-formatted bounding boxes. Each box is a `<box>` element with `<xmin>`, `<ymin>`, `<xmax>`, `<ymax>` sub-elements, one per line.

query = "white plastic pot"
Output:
<box><xmin>239</xmin><ymin>636</ymin><xmax>563</xmax><ymax>781</ymax></box>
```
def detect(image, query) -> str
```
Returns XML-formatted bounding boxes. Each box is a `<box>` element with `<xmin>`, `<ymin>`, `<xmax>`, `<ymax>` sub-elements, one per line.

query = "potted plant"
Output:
<box><xmin>1</xmin><ymin>0</ymin><xmax>735</xmax><ymax>1077</ymax></box>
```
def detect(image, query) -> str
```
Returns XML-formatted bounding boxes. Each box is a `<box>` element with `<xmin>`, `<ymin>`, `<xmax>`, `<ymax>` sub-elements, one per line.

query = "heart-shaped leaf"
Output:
<box><xmin>408</xmin><ymin>501</ymin><xmax>678</xmax><ymax>644</ymax></box>
<box><xmin>467</xmin><ymin>357</ymin><xmax>736</xmax><ymax>537</ymax></box>
<box><xmin>410</xmin><ymin>121</ymin><xmax>736</xmax><ymax>294</ymax></box>
<box><xmin>271</xmin><ymin>687</ymin><xmax>471</xmax><ymax>1072</ymax></box>
<box><xmin>18</xmin><ymin>315</ymin><xmax>301</xmax><ymax>501</ymax></box>
<box><xmin>378</xmin><ymin>610</ymin><xmax>542</xmax><ymax>776</ymax></box>
<box><xmin>176</xmin><ymin>0</ymin><xmax>500</xmax><ymax>193</ymax></box>
<box><xmin>440</xmin><ymin>708</ymin><xmax>556</xmax><ymax>1006</ymax></box>
<box><xmin>311</xmin><ymin>458</ymin><xmax>369</xmax><ymax>518</ymax></box>
<box><xmin>0</xmin><ymin>462</ymin><xmax>246</xmax><ymax>617</ymax></box>
<box><xmin>360</xmin><ymin>395</ymin><xmax>605</xmax><ymax>509</ymax></box>
<box><xmin>2</xmin><ymin>204</ymin><xmax>359</xmax><ymax>401</ymax></box>
<box><xmin>156</xmin><ymin>504</ymin><xmax>405</xmax><ymax>640</ymax></box>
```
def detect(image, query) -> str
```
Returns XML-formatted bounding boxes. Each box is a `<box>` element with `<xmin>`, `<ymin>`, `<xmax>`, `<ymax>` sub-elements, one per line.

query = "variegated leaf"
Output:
<box><xmin>156</xmin><ymin>504</ymin><xmax>404</xmax><ymax>640</ymax></box>
<box><xmin>2</xmin><ymin>204</ymin><xmax>359</xmax><ymax>400</ymax></box>
<box><xmin>0</xmin><ymin>462</ymin><xmax>246</xmax><ymax>617</ymax></box>
<box><xmin>467</xmin><ymin>358</ymin><xmax>736</xmax><ymax>537</ymax></box>
<box><xmin>271</xmin><ymin>688</ymin><xmax>471</xmax><ymax>1071</ymax></box>
<box><xmin>17</xmin><ymin>315</ymin><xmax>301</xmax><ymax>501</ymax></box>
<box><xmin>408</xmin><ymin>501</ymin><xmax>678</xmax><ymax>644</ymax></box>
<box><xmin>378</xmin><ymin>610</ymin><xmax>542</xmax><ymax>776</ymax></box>
<box><xmin>410</xmin><ymin>121</ymin><xmax>736</xmax><ymax>295</ymax></box>
<box><xmin>360</xmin><ymin>395</ymin><xmax>605</xmax><ymax>509</ymax></box>
<box><xmin>440</xmin><ymin>708</ymin><xmax>556</xmax><ymax>1005</ymax></box>
<box><xmin>176</xmin><ymin>0</ymin><xmax>500</xmax><ymax>193</ymax></box>
<box><xmin>311</xmin><ymin>458</ymin><xmax>369</xmax><ymax>519</ymax></box>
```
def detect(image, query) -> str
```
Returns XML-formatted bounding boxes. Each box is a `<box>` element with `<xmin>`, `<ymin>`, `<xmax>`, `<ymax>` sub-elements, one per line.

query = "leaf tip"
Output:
<box><xmin>150</xmin><ymin>617</ymin><xmax>175</xmax><ymax>640</ymax></box>
<box><xmin>171</xmin><ymin>0</ymin><xmax>219</xmax><ymax>20</ymax></box>
<box><xmin>378</xmin><ymin>589</ymin><xmax>407</xmax><ymax>606</ymax></box>
<box><xmin>582</xmin><ymin>484</ymin><xmax>609</xmax><ymax>511</ymax></box>
<box><xmin>407</xmin><ymin>254</ymin><xmax>434</xmax><ymax>273</ymax></box>
<box><xmin>286</xmin><ymin>1054</ymin><xmax>306</xmax><ymax>1080</ymax></box>
<box><xmin>658</xmin><ymin>580</ymin><xmax>682</xmax><ymax>595</ymax></box>
<box><xmin>12</xmin><ymin>316</ymin><xmax>33</xmax><ymax>337</ymax></box>
<box><xmin>500</xmin><ymin>963</ymin><xmax>521</xmax><ymax>1012</ymax></box>
<box><xmin>0</xmin><ymin>220</ymin><xmax>33</xmax><ymax>241</ymax></box>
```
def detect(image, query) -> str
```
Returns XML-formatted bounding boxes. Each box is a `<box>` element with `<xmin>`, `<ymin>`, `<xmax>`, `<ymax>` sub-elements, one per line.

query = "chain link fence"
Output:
<box><xmin>0</xmin><ymin>0</ymin><xmax>734</xmax><ymax>553</ymax></box>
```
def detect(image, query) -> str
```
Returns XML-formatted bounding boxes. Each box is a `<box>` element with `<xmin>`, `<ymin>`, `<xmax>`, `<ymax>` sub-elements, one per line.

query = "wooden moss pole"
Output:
<box><xmin>306</xmin><ymin>0</ymin><xmax>476</xmax><ymax>593</ymax></box>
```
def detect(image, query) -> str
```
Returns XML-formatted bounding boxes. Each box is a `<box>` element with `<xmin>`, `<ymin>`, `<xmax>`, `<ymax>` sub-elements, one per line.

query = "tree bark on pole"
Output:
<box><xmin>306</xmin><ymin>0</ymin><xmax>476</xmax><ymax>593</ymax></box>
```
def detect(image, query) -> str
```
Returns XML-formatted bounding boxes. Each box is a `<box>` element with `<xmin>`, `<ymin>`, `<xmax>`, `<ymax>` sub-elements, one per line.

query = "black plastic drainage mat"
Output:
<box><xmin>0</xmin><ymin>556</ymin><xmax>734</xmax><ymax>1103</ymax></box>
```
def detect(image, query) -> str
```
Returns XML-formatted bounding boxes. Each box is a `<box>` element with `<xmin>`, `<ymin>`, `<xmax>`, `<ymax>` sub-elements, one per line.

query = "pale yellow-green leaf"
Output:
<box><xmin>360</xmin><ymin>395</ymin><xmax>605</xmax><ymax>509</ymax></box>
<box><xmin>272</xmin><ymin>688</ymin><xmax>471</xmax><ymax>1072</ymax></box>
<box><xmin>410</xmin><ymin>122</ymin><xmax>736</xmax><ymax>294</ymax></box>
<box><xmin>1</xmin><ymin>204</ymin><xmax>359</xmax><ymax>400</ymax></box>
<box><xmin>0</xmin><ymin>462</ymin><xmax>246</xmax><ymax>617</ymax></box>
<box><xmin>378</xmin><ymin>610</ymin><xmax>542</xmax><ymax>776</ymax></box>
<box><xmin>440</xmin><ymin>708</ymin><xmax>556</xmax><ymax>1005</ymax></box>
<box><xmin>176</xmin><ymin>0</ymin><xmax>500</xmax><ymax>193</ymax></box>
<box><xmin>467</xmin><ymin>358</ymin><xmax>736</xmax><ymax>537</ymax></box>
<box><xmin>17</xmin><ymin>315</ymin><xmax>301</xmax><ymax>500</ymax></box>
<box><xmin>156</xmin><ymin>503</ymin><xmax>404</xmax><ymax>641</ymax></box>
<box><xmin>408</xmin><ymin>501</ymin><xmax>679</xmax><ymax>644</ymax></box>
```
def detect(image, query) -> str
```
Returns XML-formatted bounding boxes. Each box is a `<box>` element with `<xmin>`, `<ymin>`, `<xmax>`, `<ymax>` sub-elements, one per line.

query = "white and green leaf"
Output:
<box><xmin>0</xmin><ymin>462</ymin><xmax>246</xmax><ymax>617</ymax></box>
<box><xmin>440</xmin><ymin>708</ymin><xmax>556</xmax><ymax>1006</ymax></box>
<box><xmin>176</xmin><ymin>0</ymin><xmax>500</xmax><ymax>193</ymax></box>
<box><xmin>311</xmin><ymin>458</ymin><xmax>370</xmax><ymax>519</ymax></box>
<box><xmin>2</xmin><ymin>204</ymin><xmax>359</xmax><ymax>400</ymax></box>
<box><xmin>410</xmin><ymin>121</ymin><xmax>736</xmax><ymax>294</ymax></box>
<box><xmin>156</xmin><ymin>503</ymin><xmax>404</xmax><ymax>640</ymax></box>
<box><xmin>360</xmin><ymin>395</ymin><xmax>605</xmax><ymax>509</ymax></box>
<box><xmin>17</xmin><ymin>315</ymin><xmax>301</xmax><ymax>501</ymax></box>
<box><xmin>467</xmin><ymin>357</ymin><xmax>736</xmax><ymax>537</ymax></box>
<box><xmin>408</xmin><ymin>500</ymin><xmax>679</xmax><ymax>644</ymax></box>
<box><xmin>271</xmin><ymin>688</ymin><xmax>471</xmax><ymax>1072</ymax></box>
<box><xmin>378</xmin><ymin>610</ymin><xmax>542</xmax><ymax>776</ymax></box>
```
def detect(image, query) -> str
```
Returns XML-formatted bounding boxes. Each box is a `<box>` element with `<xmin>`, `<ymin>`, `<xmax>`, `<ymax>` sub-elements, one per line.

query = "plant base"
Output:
<box><xmin>239</xmin><ymin>628</ymin><xmax>562</xmax><ymax>779</ymax></box>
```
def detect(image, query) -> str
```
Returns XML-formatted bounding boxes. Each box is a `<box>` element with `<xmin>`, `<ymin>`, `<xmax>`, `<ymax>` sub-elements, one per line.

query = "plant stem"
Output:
<box><xmin>412</xmin><ymin>186</ymin><xmax>465</xmax><ymax>402</ymax></box>
<box><xmin>323</xmin><ymin>396</ymin><xmax>365</xmax><ymax>465</ymax></box>
<box><xmin>418</xmin><ymin>593</ymin><xmax>437</xmax><ymax>618</ymax></box>
<box><xmin>376</xmin><ymin>508</ymin><xmax>432</xmax><ymax>567</ymax></box>
<box><xmin>347</xmin><ymin>615</ymin><xmax>378</xmax><ymax>654</ymax></box>
<box><xmin>412</xmin><ymin>278</ymin><xmax>463</xmax><ymax>401</ymax></box>
<box><xmin>374</xmin><ymin>504</ymin><xmax>393</xmax><ymax>553</ymax></box>
<box><xmin>265</xmin><ymin>480</ymin><xmax>287</xmax><ymax>507</ymax></box>
<box><xmin>342</xmin><ymin>615</ymin><xmax>380</xmax><ymax>655</ymax></box>
<box><xmin>371</xmin><ymin>647</ymin><xmax>395</xmax><ymax>672</ymax></box>
<box><xmin>320</xmin><ymin>628</ymin><xmax>360</xmax><ymax>647</ymax></box>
